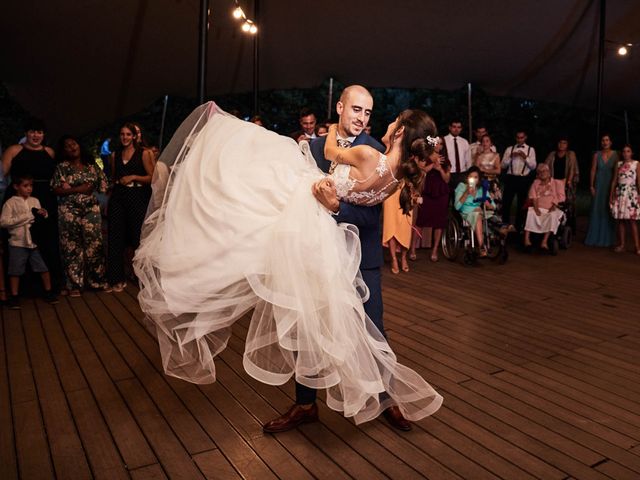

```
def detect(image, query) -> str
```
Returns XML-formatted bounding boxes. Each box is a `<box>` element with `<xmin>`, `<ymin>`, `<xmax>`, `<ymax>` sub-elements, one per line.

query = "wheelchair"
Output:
<box><xmin>525</xmin><ymin>202</ymin><xmax>571</xmax><ymax>255</ymax></box>
<box><xmin>556</xmin><ymin>201</ymin><xmax>573</xmax><ymax>250</ymax></box>
<box><xmin>441</xmin><ymin>207</ymin><xmax>509</xmax><ymax>266</ymax></box>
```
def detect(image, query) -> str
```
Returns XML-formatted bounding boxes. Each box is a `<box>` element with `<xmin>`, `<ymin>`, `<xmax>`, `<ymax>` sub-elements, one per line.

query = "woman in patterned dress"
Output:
<box><xmin>609</xmin><ymin>145</ymin><xmax>640</xmax><ymax>254</ymax></box>
<box><xmin>52</xmin><ymin>136</ymin><xmax>109</xmax><ymax>296</ymax></box>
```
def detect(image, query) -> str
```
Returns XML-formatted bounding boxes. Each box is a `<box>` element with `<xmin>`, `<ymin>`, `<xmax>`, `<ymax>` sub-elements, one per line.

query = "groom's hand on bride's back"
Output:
<box><xmin>312</xmin><ymin>178</ymin><xmax>339</xmax><ymax>213</ymax></box>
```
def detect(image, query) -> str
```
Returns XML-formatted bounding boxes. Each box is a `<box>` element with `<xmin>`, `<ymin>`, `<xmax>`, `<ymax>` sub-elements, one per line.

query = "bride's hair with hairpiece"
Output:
<box><xmin>391</xmin><ymin>110</ymin><xmax>438</xmax><ymax>214</ymax></box>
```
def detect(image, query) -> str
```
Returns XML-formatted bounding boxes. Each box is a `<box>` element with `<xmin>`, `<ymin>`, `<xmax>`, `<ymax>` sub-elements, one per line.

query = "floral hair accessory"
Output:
<box><xmin>426</xmin><ymin>135</ymin><xmax>439</xmax><ymax>147</ymax></box>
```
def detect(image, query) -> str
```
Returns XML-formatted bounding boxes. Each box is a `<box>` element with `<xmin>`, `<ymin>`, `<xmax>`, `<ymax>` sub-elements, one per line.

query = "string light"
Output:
<box><xmin>607</xmin><ymin>40</ymin><xmax>635</xmax><ymax>57</ymax></box>
<box><xmin>232</xmin><ymin>1</ymin><xmax>258</xmax><ymax>34</ymax></box>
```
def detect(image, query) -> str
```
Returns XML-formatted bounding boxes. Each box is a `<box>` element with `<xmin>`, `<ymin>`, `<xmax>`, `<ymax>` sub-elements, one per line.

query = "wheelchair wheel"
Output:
<box><xmin>560</xmin><ymin>226</ymin><xmax>572</xmax><ymax>249</ymax></box>
<box><xmin>442</xmin><ymin>214</ymin><xmax>462</xmax><ymax>261</ymax></box>
<box><xmin>498</xmin><ymin>247</ymin><xmax>509</xmax><ymax>264</ymax></box>
<box><xmin>463</xmin><ymin>251</ymin><xmax>476</xmax><ymax>266</ymax></box>
<box><xmin>485</xmin><ymin>232</ymin><xmax>502</xmax><ymax>260</ymax></box>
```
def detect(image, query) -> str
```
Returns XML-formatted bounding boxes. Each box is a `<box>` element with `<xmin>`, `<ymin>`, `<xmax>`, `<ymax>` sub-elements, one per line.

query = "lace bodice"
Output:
<box><xmin>330</xmin><ymin>153</ymin><xmax>399</xmax><ymax>206</ymax></box>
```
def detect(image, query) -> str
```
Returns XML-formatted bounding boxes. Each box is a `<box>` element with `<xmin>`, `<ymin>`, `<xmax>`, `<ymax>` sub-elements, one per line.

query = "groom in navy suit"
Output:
<box><xmin>263</xmin><ymin>85</ymin><xmax>411</xmax><ymax>433</ymax></box>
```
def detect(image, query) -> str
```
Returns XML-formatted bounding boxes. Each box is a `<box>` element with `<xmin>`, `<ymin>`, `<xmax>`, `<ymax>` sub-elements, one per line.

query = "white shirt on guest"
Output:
<box><xmin>0</xmin><ymin>195</ymin><xmax>42</xmax><ymax>248</ymax></box>
<box><xmin>443</xmin><ymin>134</ymin><xmax>471</xmax><ymax>173</ymax></box>
<box><xmin>501</xmin><ymin>143</ymin><xmax>537</xmax><ymax>176</ymax></box>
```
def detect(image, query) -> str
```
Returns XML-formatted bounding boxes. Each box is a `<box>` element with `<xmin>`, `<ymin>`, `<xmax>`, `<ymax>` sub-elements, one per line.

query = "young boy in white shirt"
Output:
<box><xmin>0</xmin><ymin>174</ymin><xmax>58</xmax><ymax>308</ymax></box>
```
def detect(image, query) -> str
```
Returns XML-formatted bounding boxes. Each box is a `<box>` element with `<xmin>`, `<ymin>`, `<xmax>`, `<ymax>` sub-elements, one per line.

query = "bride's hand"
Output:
<box><xmin>312</xmin><ymin>178</ymin><xmax>339</xmax><ymax>213</ymax></box>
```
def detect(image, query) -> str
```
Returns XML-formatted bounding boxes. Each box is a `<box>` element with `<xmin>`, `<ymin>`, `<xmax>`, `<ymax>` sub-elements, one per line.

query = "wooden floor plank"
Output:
<box><xmin>22</xmin><ymin>301</ymin><xmax>92</xmax><ymax>479</ymax></box>
<box><xmin>66</xmin><ymin>388</ymin><xmax>130</xmax><ymax>480</ymax></box>
<box><xmin>117</xmin><ymin>378</ymin><xmax>206</xmax><ymax>480</ymax></box>
<box><xmin>97</xmin><ymin>292</ymin><xmax>284</xmax><ymax>480</ymax></box>
<box><xmin>77</xmin><ymin>294</ymin><xmax>216</xmax><ymax>456</ymax></box>
<box><xmin>56</xmin><ymin>298</ymin><xmax>157</xmax><ymax>470</ymax></box>
<box><xmin>4</xmin><ymin>306</ymin><xmax>54</xmax><ymax>479</ymax></box>
<box><xmin>0</xmin><ymin>316</ymin><xmax>18</xmax><ymax>480</ymax></box>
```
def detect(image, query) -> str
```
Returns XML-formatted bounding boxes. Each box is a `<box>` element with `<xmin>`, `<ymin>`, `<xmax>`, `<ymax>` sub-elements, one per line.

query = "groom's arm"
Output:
<box><xmin>334</xmin><ymin>202</ymin><xmax>380</xmax><ymax>227</ymax></box>
<box><xmin>313</xmin><ymin>178</ymin><xmax>380</xmax><ymax>228</ymax></box>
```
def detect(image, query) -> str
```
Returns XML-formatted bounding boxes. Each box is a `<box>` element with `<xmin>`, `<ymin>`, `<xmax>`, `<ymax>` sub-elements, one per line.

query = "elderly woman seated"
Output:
<box><xmin>524</xmin><ymin>163</ymin><xmax>566</xmax><ymax>251</ymax></box>
<box><xmin>454</xmin><ymin>166</ymin><xmax>494</xmax><ymax>256</ymax></box>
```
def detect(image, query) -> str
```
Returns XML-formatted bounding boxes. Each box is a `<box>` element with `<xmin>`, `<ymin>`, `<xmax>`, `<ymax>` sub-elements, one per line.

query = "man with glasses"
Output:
<box><xmin>501</xmin><ymin>130</ymin><xmax>537</xmax><ymax>232</ymax></box>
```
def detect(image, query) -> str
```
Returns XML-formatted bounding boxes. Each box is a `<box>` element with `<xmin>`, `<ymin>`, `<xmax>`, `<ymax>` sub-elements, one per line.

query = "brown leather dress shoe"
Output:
<box><xmin>263</xmin><ymin>403</ymin><xmax>319</xmax><ymax>433</ymax></box>
<box><xmin>383</xmin><ymin>406</ymin><xmax>412</xmax><ymax>431</ymax></box>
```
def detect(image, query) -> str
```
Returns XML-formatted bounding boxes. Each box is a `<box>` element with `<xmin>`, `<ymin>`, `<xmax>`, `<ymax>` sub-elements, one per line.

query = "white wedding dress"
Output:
<box><xmin>134</xmin><ymin>103</ymin><xmax>442</xmax><ymax>424</ymax></box>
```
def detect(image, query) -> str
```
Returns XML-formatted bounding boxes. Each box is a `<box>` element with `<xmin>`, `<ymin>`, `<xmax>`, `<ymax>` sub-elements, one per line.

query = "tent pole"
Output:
<box><xmin>253</xmin><ymin>0</ymin><xmax>260</xmax><ymax>115</ymax></box>
<box><xmin>327</xmin><ymin>77</ymin><xmax>334</xmax><ymax>121</ymax></box>
<box><xmin>467</xmin><ymin>83</ymin><xmax>472</xmax><ymax>140</ymax></box>
<box><xmin>624</xmin><ymin>110</ymin><xmax>630</xmax><ymax>144</ymax></box>
<box><xmin>197</xmin><ymin>0</ymin><xmax>209</xmax><ymax>104</ymax></box>
<box><xmin>595</xmin><ymin>0</ymin><xmax>606</xmax><ymax>148</ymax></box>
<box><xmin>159</xmin><ymin>95</ymin><xmax>169</xmax><ymax>151</ymax></box>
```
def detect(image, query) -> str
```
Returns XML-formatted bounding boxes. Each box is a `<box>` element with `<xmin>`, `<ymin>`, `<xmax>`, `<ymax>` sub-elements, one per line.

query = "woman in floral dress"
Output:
<box><xmin>609</xmin><ymin>144</ymin><xmax>640</xmax><ymax>254</ymax></box>
<box><xmin>52</xmin><ymin>136</ymin><xmax>109</xmax><ymax>296</ymax></box>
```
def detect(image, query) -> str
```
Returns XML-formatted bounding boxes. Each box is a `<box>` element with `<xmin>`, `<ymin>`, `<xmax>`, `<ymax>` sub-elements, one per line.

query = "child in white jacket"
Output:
<box><xmin>0</xmin><ymin>174</ymin><xmax>58</xmax><ymax>308</ymax></box>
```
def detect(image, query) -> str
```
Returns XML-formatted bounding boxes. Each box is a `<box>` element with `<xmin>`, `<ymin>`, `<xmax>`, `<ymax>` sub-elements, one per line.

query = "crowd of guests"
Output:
<box><xmin>0</xmin><ymin>118</ymin><xmax>155</xmax><ymax>308</ymax></box>
<box><xmin>374</xmin><ymin>118</ymin><xmax>640</xmax><ymax>271</ymax></box>
<box><xmin>0</xmin><ymin>107</ymin><xmax>637</xmax><ymax>308</ymax></box>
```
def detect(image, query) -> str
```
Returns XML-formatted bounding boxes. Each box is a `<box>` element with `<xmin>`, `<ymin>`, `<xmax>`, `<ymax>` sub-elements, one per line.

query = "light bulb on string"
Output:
<box><xmin>249</xmin><ymin>24</ymin><xmax>258</xmax><ymax>34</ymax></box>
<box><xmin>618</xmin><ymin>45</ymin><xmax>628</xmax><ymax>56</ymax></box>
<box><xmin>242</xmin><ymin>21</ymin><xmax>251</xmax><ymax>32</ymax></box>
<box><xmin>233</xmin><ymin>7</ymin><xmax>244</xmax><ymax>19</ymax></box>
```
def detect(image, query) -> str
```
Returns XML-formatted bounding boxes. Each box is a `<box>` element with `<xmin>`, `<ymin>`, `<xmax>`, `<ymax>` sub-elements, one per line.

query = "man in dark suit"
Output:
<box><xmin>262</xmin><ymin>85</ymin><xmax>412</xmax><ymax>433</ymax></box>
<box><xmin>290</xmin><ymin>107</ymin><xmax>318</xmax><ymax>143</ymax></box>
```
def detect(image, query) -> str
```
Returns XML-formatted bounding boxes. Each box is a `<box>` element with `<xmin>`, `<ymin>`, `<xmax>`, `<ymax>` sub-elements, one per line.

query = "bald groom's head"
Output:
<box><xmin>336</xmin><ymin>85</ymin><xmax>374</xmax><ymax>137</ymax></box>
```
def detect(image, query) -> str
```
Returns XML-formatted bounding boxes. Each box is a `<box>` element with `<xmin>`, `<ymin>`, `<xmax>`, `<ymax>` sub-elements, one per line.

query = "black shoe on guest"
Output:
<box><xmin>263</xmin><ymin>403</ymin><xmax>319</xmax><ymax>433</ymax></box>
<box><xmin>7</xmin><ymin>296</ymin><xmax>21</xmax><ymax>310</ymax></box>
<box><xmin>44</xmin><ymin>291</ymin><xmax>59</xmax><ymax>305</ymax></box>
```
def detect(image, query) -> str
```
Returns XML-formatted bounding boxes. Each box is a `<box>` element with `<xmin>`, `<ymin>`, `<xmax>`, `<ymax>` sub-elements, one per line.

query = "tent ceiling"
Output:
<box><xmin>2</xmin><ymin>0</ymin><xmax>638</xmax><ymax>133</ymax></box>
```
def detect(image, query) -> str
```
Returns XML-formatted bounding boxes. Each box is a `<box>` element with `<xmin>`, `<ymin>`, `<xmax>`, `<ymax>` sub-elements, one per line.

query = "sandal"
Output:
<box><xmin>430</xmin><ymin>254</ymin><xmax>439</xmax><ymax>262</ymax></box>
<box><xmin>390</xmin><ymin>259</ymin><xmax>400</xmax><ymax>274</ymax></box>
<box><xmin>401</xmin><ymin>257</ymin><xmax>409</xmax><ymax>272</ymax></box>
<box><xmin>112</xmin><ymin>282</ymin><xmax>127</xmax><ymax>293</ymax></box>
<box><xmin>613</xmin><ymin>245</ymin><xmax>625</xmax><ymax>253</ymax></box>
<box><xmin>409</xmin><ymin>252</ymin><xmax>417</xmax><ymax>261</ymax></box>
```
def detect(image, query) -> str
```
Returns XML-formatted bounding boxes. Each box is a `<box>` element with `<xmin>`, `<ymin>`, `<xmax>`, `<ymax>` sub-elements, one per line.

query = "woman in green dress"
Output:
<box><xmin>585</xmin><ymin>134</ymin><xmax>617</xmax><ymax>247</ymax></box>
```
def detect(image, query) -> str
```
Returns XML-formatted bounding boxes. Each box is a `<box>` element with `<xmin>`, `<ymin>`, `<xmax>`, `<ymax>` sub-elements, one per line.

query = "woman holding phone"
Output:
<box><xmin>454</xmin><ymin>166</ymin><xmax>493</xmax><ymax>256</ymax></box>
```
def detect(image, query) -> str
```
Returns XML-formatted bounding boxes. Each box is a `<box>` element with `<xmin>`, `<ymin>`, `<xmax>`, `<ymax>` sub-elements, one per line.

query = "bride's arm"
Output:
<box><xmin>324</xmin><ymin>124</ymin><xmax>376</xmax><ymax>167</ymax></box>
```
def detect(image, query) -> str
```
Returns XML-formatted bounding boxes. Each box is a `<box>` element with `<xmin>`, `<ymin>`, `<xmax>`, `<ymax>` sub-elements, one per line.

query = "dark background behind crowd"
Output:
<box><xmin>2</xmin><ymin>79</ymin><xmax>639</xmax><ymax>202</ymax></box>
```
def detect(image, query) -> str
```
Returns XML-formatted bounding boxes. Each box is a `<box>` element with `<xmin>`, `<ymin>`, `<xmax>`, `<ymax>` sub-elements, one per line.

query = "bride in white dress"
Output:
<box><xmin>134</xmin><ymin>102</ymin><xmax>443</xmax><ymax>424</ymax></box>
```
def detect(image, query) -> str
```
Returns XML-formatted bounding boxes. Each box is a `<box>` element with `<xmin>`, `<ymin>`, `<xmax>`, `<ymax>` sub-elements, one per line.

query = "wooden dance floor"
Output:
<box><xmin>2</xmin><ymin>241</ymin><xmax>640</xmax><ymax>479</ymax></box>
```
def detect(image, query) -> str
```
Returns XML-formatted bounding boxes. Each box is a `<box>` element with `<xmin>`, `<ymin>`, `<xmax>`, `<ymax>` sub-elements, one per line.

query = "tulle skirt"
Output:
<box><xmin>133</xmin><ymin>104</ymin><xmax>442</xmax><ymax>424</ymax></box>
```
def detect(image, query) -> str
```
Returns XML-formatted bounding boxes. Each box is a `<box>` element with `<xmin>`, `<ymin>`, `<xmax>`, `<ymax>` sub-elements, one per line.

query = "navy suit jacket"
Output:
<box><xmin>309</xmin><ymin>133</ymin><xmax>385</xmax><ymax>270</ymax></box>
